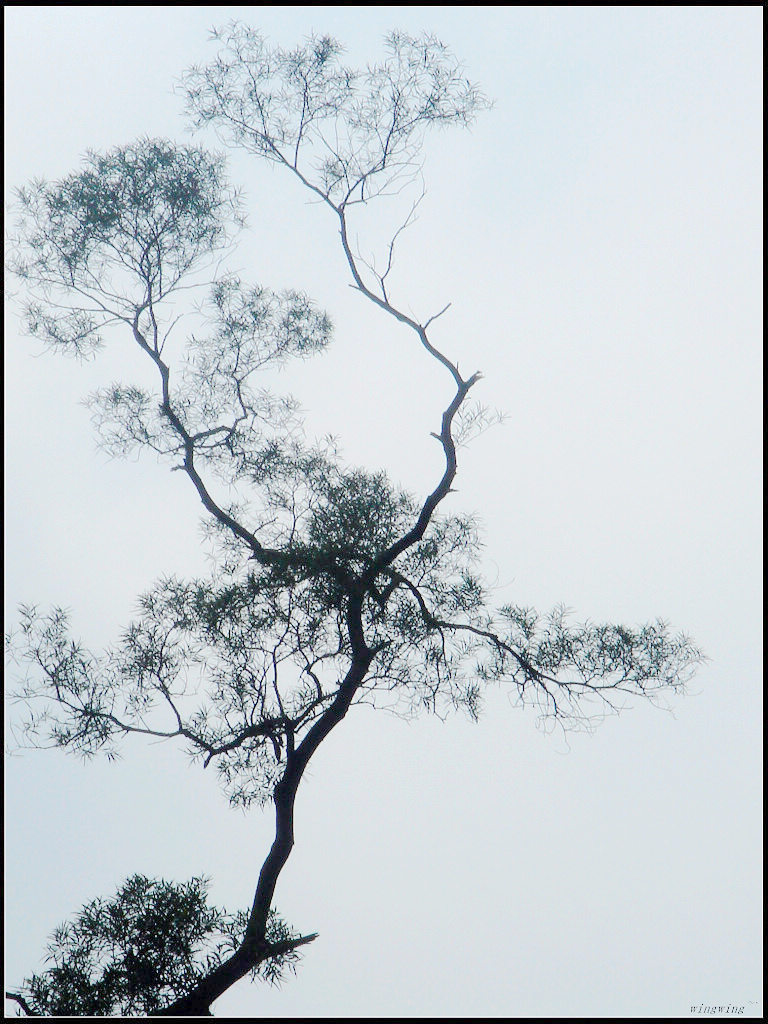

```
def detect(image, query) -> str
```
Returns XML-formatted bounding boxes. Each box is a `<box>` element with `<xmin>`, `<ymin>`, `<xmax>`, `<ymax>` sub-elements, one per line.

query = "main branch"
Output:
<box><xmin>155</xmin><ymin>595</ymin><xmax>373</xmax><ymax>1015</ymax></box>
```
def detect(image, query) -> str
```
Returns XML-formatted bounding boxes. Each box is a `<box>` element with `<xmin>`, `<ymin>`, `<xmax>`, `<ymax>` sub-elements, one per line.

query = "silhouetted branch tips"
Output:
<box><xmin>423</xmin><ymin>303</ymin><xmax>452</xmax><ymax>330</ymax></box>
<box><xmin>268</xmin><ymin>931</ymin><xmax>319</xmax><ymax>955</ymax></box>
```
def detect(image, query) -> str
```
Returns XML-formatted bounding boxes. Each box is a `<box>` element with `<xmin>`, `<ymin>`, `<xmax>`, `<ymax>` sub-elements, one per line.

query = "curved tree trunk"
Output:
<box><xmin>156</xmin><ymin>636</ymin><xmax>373</xmax><ymax>1016</ymax></box>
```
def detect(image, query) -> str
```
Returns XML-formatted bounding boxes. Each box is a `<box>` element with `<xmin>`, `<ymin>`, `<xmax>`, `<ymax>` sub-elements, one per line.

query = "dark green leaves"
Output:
<box><xmin>306</xmin><ymin>467</ymin><xmax>416</xmax><ymax>564</ymax></box>
<box><xmin>495</xmin><ymin>605</ymin><xmax>704</xmax><ymax>727</ymax></box>
<box><xmin>8</xmin><ymin>139</ymin><xmax>241</xmax><ymax>352</ymax></box>
<box><xmin>208</xmin><ymin>276</ymin><xmax>332</xmax><ymax>363</ymax></box>
<box><xmin>18</xmin><ymin>875</ymin><xmax>302</xmax><ymax>1016</ymax></box>
<box><xmin>26</xmin><ymin>139</ymin><xmax>234</xmax><ymax>271</ymax></box>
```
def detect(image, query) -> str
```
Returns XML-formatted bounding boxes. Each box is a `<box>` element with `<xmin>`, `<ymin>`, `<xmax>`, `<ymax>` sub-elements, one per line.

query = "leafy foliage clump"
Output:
<box><xmin>8</xmin><ymin>139</ymin><xmax>240</xmax><ymax>355</ymax></box>
<box><xmin>17</xmin><ymin>876</ymin><xmax>300</xmax><ymax>1017</ymax></box>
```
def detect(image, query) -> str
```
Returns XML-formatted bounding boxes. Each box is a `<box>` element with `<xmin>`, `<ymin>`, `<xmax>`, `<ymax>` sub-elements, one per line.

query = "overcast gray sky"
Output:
<box><xmin>4</xmin><ymin>6</ymin><xmax>762</xmax><ymax>1018</ymax></box>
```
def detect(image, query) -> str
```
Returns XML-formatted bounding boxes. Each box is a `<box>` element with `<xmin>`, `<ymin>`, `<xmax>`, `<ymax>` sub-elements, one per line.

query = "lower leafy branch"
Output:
<box><xmin>153</xmin><ymin>930</ymin><xmax>320</xmax><ymax>1018</ymax></box>
<box><xmin>3</xmin><ymin>875</ymin><xmax>315</xmax><ymax>1018</ymax></box>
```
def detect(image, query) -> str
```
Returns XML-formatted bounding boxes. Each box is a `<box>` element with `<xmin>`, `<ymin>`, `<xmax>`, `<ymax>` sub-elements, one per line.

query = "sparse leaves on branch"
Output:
<box><xmin>183</xmin><ymin>26</ymin><xmax>488</xmax><ymax>204</ymax></box>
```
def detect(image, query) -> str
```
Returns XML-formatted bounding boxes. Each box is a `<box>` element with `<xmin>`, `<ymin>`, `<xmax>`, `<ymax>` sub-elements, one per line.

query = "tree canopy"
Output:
<box><xmin>5</xmin><ymin>24</ymin><xmax>702</xmax><ymax>1017</ymax></box>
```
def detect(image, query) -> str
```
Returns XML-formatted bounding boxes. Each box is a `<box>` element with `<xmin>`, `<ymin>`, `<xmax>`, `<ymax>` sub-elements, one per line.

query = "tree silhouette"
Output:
<box><xmin>5</xmin><ymin>26</ymin><xmax>702</xmax><ymax>1017</ymax></box>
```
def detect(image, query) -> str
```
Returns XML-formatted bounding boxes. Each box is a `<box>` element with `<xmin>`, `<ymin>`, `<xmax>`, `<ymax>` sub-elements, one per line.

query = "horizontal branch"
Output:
<box><xmin>5</xmin><ymin>992</ymin><xmax>38</xmax><ymax>1017</ymax></box>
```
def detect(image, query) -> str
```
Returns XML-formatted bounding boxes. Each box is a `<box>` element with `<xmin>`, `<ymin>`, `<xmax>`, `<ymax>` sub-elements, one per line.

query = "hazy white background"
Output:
<box><xmin>4</xmin><ymin>6</ymin><xmax>762</xmax><ymax>1018</ymax></box>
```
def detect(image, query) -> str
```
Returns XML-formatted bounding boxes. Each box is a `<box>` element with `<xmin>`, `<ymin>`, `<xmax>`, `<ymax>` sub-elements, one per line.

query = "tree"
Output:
<box><xmin>5</xmin><ymin>25</ymin><xmax>702</xmax><ymax>1017</ymax></box>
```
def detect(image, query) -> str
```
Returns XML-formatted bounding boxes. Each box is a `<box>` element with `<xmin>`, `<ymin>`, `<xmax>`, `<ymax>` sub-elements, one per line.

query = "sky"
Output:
<box><xmin>3</xmin><ymin>5</ymin><xmax>763</xmax><ymax>1019</ymax></box>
